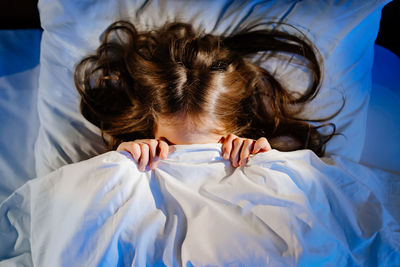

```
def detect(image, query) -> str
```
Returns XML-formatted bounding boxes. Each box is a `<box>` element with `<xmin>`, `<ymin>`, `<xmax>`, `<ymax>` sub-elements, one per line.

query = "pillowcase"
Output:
<box><xmin>35</xmin><ymin>0</ymin><xmax>390</xmax><ymax>176</ymax></box>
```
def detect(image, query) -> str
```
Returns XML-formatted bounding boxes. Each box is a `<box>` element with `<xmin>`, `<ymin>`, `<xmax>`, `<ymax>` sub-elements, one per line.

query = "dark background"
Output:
<box><xmin>0</xmin><ymin>0</ymin><xmax>399</xmax><ymax>57</ymax></box>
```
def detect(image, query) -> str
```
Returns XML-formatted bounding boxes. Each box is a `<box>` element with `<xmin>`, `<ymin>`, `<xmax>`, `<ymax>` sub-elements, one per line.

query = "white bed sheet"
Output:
<box><xmin>360</xmin><ymin>45</ymin><xmax>400</xmax><ymax>173</ymax></box>
<box><xmin>0</xmin><ymin>30</ymin><xmax>42</xmax><ymax>203</ymax></box>
<box><xmin>0</xmin><ymin>145</ymin><xmax>399</xmax><ymax>266</ymax></box>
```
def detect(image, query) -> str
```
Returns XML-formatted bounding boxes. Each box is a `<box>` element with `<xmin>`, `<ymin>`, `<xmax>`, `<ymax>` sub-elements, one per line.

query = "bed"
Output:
<box><xmin>0</xmin><ymin>0</ymin><xmax>399</xmax><ymax>266</ymax></box>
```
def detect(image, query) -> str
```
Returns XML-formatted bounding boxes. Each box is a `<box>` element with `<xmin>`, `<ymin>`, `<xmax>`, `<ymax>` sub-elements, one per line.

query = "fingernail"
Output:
<box><xmin>223</xmin><ymin>153</ymin><xmax>228</xmax><ymax>159</ymax></box>
<box><xmin>150</xmin><ymin>162</ymin><xmax>158</xmax><ymax>169</ymax></box>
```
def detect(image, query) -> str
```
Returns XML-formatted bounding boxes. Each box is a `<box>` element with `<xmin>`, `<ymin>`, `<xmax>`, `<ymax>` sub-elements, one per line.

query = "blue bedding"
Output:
<box><xmin>0</xmin><ymin>146</ymin><xmax>399</xmax><ymax>266</ymax></box>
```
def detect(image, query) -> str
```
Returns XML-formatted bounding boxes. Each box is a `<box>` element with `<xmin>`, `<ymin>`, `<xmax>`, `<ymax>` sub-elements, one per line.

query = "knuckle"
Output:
<box><xmin>141</xmin><ymin>143</ymin><xmax>149</xmax><ymax>152</ymax></box>
<box><xmin>160</xmin><ymin>139</ymin><xmax>168</xmax><ymax>146</ymax></box>
<box><xmin>222</xmin><ymin>141</ymin><xmax>230</xmax><ymax>150</ymax></box>
<box><xmin>159</xmin><ymin>142</ymin><xmax>167</xmax><ymax>150</ymax></box>
<box><xmin>233</xmin><ymin>138</ymin><xmax>242</xmax><ymax>146</ymax></box>
<box><xmin>149</xmin><ymin>139</ymin><xmax>158</xmax><ymax>146</ymax></box>
<box><xmin>227</xmin><ymin>133</ymin><xmax>236</xmax><ymax>141</ymax></box>
<box><xmin>260</xmin><ymin>137</ymin><xmax>271</xmax><ymax>148</ymax></box>
<box><xmin>116</xmin><ymin>143</ymin><xmax>124</xmax><ymax>151</ymax></box>
<box><xmin>244</xmin><ymin>139</ymin><xmax>253</xmax><ymax>145</ymax></box>
<box><xmin>130</xmin><ymin>142</ymin><xmax>138</xmax><ymax>150</ymax></box>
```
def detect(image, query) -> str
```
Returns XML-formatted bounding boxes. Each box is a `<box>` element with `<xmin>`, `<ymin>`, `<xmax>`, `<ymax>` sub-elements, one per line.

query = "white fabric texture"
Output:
<box><xmin>35</xmin><ymin>0</ymin><xmax>390</xmax><ymax>176</ymax></box>
<box><xmin>0</xmin><ymin>29</ymin><xmax>42</xmax><ymax>203</ymax></box>
<box><xmin>361</xmin><ymin>45</ymin><xmax>400</xmax><ymax>173</ymax></box>
<box><xmin>1</xmin><ymin>144</ymin><xmax>399</xmax><ymax>266</ymax></box>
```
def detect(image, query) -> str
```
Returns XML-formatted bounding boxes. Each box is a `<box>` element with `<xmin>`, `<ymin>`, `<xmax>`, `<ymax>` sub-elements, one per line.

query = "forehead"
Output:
<box><xmin>157</xmin><ymin>114</ymin><xmax>204</xmax><ymax>130</ymax></box>
<box><xmin>155</xmin><ymin>114</ymin><xmax>223</xmax><ymax>133</ymax></box>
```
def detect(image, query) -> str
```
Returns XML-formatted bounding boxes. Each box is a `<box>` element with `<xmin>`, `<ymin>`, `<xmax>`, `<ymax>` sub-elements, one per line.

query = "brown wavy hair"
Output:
<box><xmin>74</xmin><ymin>20</ymin><xmax>335</xmax><ymax>156</ymax></box>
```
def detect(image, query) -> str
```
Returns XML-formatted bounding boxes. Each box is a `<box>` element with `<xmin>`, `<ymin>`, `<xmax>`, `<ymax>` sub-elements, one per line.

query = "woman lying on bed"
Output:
<box><xmin>2</xmin><ymin>20</ymin><xmax>398</xmax><ymax>266</ymax></box>
<box><xmin>74</xmin><ymin>20</ymin><xmax>333</xmax><ymax>171</ymax></box>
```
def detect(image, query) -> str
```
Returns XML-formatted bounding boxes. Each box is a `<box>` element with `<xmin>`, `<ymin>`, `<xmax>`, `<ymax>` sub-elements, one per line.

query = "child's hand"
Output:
<box><xmin>116</xmin><ymin>139</ymin><xmax>169</xmax><ymax>171</ymax></box>
<box><xmin>219</xmin><ymin>134</ymin><xmax>271</xmax><ymax>167</ymax></box>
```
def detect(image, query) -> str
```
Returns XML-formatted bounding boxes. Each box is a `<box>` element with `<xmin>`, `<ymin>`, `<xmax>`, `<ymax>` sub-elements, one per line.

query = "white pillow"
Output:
<box><xmin>35</xmin><ymin>0</ymin><xmax>390</xmax><ymax>176</ymax></box>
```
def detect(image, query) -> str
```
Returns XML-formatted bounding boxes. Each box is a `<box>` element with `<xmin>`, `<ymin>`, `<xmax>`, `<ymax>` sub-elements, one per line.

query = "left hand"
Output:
<box><xmin>219</xmin><ymin>134</ymin><xmax>271</xmax><ymax>167</ymax></box>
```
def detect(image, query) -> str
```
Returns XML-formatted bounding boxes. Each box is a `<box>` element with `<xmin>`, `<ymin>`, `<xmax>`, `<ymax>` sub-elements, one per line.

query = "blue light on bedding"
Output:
<box><xmin>0</xmin><ymin>145</ymin><xmax>399</xmax><ymax>266</ymax></box>
<box><xmin>0</xmin><ymin>30</ymin><xmax>41</xmax><ymax>77</ymax></box>
<box><xmin>0</xmin><ymin>30</ymin><xmax>42</xmax><ymax>203</ymax></box>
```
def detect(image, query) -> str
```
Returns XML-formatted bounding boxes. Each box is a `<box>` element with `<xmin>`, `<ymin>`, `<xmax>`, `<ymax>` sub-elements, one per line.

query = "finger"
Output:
<box><xmin>148</xmin><ymin>138</ymin><xmax>170</xmax><ymax>170</ymax></box>
<box><xmin>158</xmin><ymin>139</ymin><xmax>169</xmax><ymax>159</ymax></box>
<box><xmin>146</xmin><ymin>139</ymin><xmax>158</xmax><ymax>169</ymax></box>
<box><xmin>231</xmin><ymin>138</ymin><xmax>244</xmax><ymax>167</ymax></box>
<box><xmin>116</xmin><ymin>142</ymin><xmax>135</xmax><ymax>153</ymax></box>
<box><xmin>116</xmin><ymin>142</ymin><xmax>125</xmax><ymax>151</ymax></box>
<box><xmin>116</xmin><ymin>142</ymin><xmax>141</xmax><ymax>162</ymax></box>
<box><xmin>146</xmin><ymin>139</ymin><xmax>158</xmax><ymax>162</ymax></box>
<box><xmin>129</xmin><ymin>143</ymin><xmax>142</xmax><ymax>162</ymax></box>
<box><xmin>252</xmin><ymin>137</ymin><xmax>272</xmax><ymax>154</ymax></box>
<box><xmin>138</xmin><ymin>144</ymin><xmax>150</xmax><ymax>171</ymax></box>
<box><xmin>221</xmin><ymin>134</ymin><xmax>237</xmax><ymax>160</ymax></box>
<box><xmin>239</xmin><ymin>139</ymin><xmax>254</xmax><ymax>166</ymax></box>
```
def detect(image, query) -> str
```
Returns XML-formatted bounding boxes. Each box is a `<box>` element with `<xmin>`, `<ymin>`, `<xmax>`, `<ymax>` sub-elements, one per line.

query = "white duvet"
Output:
<box><xmin>0</xmin><ymin>144</ymin><xmax>399</xmax><ymax>266</ymax></box>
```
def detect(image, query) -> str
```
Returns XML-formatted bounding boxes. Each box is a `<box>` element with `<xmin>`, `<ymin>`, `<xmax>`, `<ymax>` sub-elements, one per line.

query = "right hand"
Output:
<box><xmin>116</xmin><ymin>139</ymin><xmax>169</xmax><ymax>171</ymax></box>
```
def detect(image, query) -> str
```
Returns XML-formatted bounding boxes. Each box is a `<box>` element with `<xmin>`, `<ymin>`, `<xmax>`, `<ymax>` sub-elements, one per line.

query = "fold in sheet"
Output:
<box><xmin>1</xmin><ymin>144</ymin><xmax>399</xmax><ymax>266</ymax></box>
